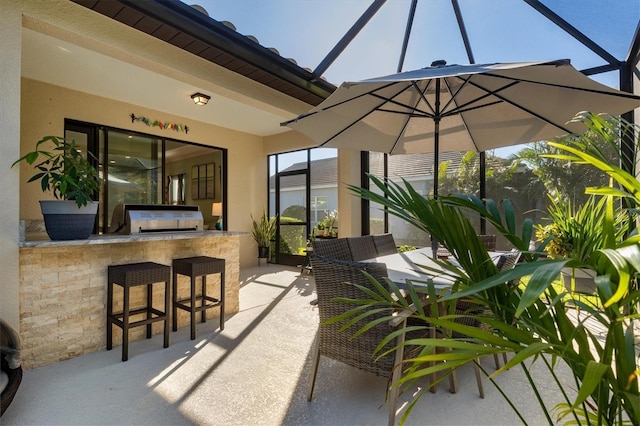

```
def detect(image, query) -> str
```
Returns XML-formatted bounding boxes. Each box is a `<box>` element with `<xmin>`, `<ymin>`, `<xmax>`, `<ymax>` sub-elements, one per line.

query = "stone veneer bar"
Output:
<box><xmin>19</xmin><ymin>231</ymin><xmax>241</xmax><ymax>369</ymax></box>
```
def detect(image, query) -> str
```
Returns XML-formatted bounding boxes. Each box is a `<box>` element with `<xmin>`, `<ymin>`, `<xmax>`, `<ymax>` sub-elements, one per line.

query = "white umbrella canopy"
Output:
<box><xmin>282</xmin><ymin>59</ymin><xmax>640</xmax><ymax>155</ymax></box>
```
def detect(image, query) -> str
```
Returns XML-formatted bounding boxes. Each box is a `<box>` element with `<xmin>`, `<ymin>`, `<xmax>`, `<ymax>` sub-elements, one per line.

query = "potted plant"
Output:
<box><xmin>250</xmin><ymin>209</ymin><xmax>277</xmax><ymax>259</ymax></box>
<box><xmin>12</xmin><ymin>136</ymin><xmax>99</xmax><ymax>240</ymax></box>
<box><xmin>325</xmin><ymin>209</ymin><xmax>338</xmax><ymax>237</ymax></box>
<box><xmin>535</xmin><ymin>194</ymin><xmax>628</xmax><ymax>293</ymax></box>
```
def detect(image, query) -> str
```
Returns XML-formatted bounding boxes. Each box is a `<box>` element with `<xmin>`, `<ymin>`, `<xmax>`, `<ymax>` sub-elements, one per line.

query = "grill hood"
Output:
<box><xmin>110</xmin><ymin>204</ymin><xmax>204</xmax><ymax>234</ymax></box>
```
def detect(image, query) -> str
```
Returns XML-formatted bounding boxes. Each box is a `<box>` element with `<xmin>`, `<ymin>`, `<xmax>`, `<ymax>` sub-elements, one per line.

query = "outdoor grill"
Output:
<box><xmin>109</xmin><ymin>204</ymin><xmax>204</xmax><ymax>234</ymax></box>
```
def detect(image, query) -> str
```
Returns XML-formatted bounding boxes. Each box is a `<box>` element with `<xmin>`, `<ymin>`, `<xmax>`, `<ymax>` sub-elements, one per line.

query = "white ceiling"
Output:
<box><xmin>21</xmin><ymin>28</ymin><xmax>292</xmax><ymax>137</ymax></box>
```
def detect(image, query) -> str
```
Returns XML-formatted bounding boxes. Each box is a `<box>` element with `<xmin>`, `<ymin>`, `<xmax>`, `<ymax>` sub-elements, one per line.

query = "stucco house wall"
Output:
<box><xmin>19</xmin><ymin>77</ymin><xmax>265</xmax><ymax>263</ymax></box>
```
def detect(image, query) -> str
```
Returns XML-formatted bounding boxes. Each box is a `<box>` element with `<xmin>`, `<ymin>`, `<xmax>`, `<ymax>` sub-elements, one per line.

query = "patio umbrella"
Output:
<box><xmin>282</xmin><ymin>59</ymin><xmax>640</xmax><ymax>197</ymax></box>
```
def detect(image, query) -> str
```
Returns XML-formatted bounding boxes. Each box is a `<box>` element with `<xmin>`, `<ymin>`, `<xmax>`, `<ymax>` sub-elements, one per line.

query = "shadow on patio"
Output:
<box><xmin>2</xmin><ymin>265</ymin><xmax>571</xmax><ymax>425</ymax></box>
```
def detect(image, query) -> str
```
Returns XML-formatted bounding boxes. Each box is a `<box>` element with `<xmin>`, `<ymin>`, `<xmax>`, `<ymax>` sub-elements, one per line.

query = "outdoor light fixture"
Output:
<box><xmin>191</xmin><ymin>92</ymin><xmax>210</xmax><ymax>106</ymax></box>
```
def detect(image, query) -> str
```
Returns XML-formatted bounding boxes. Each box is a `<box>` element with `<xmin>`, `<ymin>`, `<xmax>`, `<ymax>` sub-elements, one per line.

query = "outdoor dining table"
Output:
<box><xmin>366</xmin><ymin>247</ymin><xmax>503</xmax><ymax>290</ymax></box>
<box><xmin>366</xmin><ymin>247</ymin><xmax>453</xmax><ymax>290</ymax></box>
<box><xmin>364</xmin><ymin>246</ymin><xmax>508</xmax><ymax>396</ymax></box>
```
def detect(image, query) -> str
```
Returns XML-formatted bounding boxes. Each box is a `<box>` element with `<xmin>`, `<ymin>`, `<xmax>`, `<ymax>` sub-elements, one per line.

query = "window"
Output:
<box><xmin>311</xmin><ymin>195</ymin><xmax>328</xmax><ymax>226</ymax></box>
<box><xmin>65</xmin><ymin>120</ymin><xmax>226</xmax><ymax>234</ymax></box>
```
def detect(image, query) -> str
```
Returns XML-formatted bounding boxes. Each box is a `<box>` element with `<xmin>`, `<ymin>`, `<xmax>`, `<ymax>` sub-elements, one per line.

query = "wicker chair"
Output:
<box><xmin>311</xmin><ymin>238</ymin><xmax>352</xmax><ymax>261</ymax></box>
<box><xmin>346</xmin><ymin>235</ymin><xmax>378</xmax><ymax>261</ymax></box>
<box><xmin>308</xmin><ymin>255</ymin><xmax>430</xmax><ymax>426</ymax></box>
<box><xmin>496</xmin><ymin>250</ymin><xmax>521</xmax><ymax>272</ymax></box>
<box><xmin>477</xmin><ymin>234</ymin><xmax>497</xmax><ymax>251</ymax></box>
<box><xmin>451</xmin><ymin>249</ymin><xmax>522</xmax><ymax>384</ymax></box>
<box><xmin>373</xmin><ymin>234</ymin><xmax>398</xmax><ymax>256</ymax></box>
<box><xmin>1</xmin><ymin>319</ymin><xmax>22</xmax><ymax>416</ymax></box>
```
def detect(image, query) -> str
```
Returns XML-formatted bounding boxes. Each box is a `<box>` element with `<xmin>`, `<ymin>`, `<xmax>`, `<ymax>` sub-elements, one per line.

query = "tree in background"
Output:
<box><xmin>438</xmin><ymin>151</ymin><xmax>546</xmax><ymax>231</ymax></box>
<box><xmin>279</xmin><ymin>204</ymin><xmax>307</xmax><ymax>255</ymax></box>
<box><xmin>281</xmin><ymin>204</ymin><xmax>306</xmax><ymax>221</ymax></box>
<box><xmin>438</xmin><ymin>130</ymin><xmax>616</xmax><ymax>230</ymax></box>
<box><xmin>516</xmin><ymin>127</ymin><xmax>617</xmax><ymax>205</ymax></box>
<box><xmin>438</xmin><ymin>151</ymin><xmax>483</xmax><ymax>196</ymax></box>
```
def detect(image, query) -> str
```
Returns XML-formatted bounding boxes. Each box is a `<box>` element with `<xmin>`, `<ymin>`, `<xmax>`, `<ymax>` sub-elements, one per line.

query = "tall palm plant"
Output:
<box><xmin>336</xmin><ymin>112</ymin><xmax>640</xmax><ymax>425</ymax></box>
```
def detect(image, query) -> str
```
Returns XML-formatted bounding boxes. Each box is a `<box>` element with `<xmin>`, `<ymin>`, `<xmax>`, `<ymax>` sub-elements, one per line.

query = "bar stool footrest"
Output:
<box><xmin>109</xmin><ymin>307</ymin><xmax>168</xmax><ymax>329</ymax></box>
<box><xmin>175</xmin><ymin>296</ymin><xmax>221</xmax><ymax>313</ymax></box>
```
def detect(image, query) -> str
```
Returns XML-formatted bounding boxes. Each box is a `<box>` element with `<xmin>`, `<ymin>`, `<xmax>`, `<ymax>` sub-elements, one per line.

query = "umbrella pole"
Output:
<box><xmin>431</xmin><ymin>79</ymin><xmax>441</xmax><ymax>256</ymax></box>
<box><xmin>480</xmin><ymin>151</ymin><xmax>487</xmax><ymax>235</ymax></box>
<box><xmin>433</xmin><ymin>120</ymin><xmax>439</xmax><ymax>200</ymax></box>
<box><xmin>433</xmin><ymin>78</ymin><xmax>441</xmax><ymax>200</ymax></box>
<box><xmin>431</xmin><ymin>117</ymin><xmax>441</xmax><ymax>256</ymax></box>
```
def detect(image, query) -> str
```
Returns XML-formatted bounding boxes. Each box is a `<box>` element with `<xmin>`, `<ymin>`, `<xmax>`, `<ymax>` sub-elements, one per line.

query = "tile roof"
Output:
<box><xmin>70</xmin><ymin>0</ymin><xmax>335</xmax><ymax>106</ymax></box>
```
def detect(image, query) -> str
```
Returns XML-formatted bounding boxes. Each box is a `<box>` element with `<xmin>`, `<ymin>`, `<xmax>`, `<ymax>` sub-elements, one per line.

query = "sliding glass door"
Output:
<box><xmin>276</xmin><ymin>170</ymin><xmax>308</xmax><ymax>266</ymax></box>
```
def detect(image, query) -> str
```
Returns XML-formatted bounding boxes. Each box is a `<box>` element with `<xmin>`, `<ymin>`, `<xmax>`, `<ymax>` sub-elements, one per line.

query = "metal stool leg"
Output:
<box><xmin>122</xmin><ymin>285</ymin><xmax>130</xmax><ymax>362</ymax></box>
<box><xmin>201</xmin><ymin>275</ymin><xmax>207</xmax><ymax>324</ymax></box>
<box><xmin>190</xmin><ymin>274</ymin><xmax>196</xmax><ymax>340</ymax></box>
<box><xmin>107</xmin><ymin>280</ymin><xmax>113</xmax><ymax>350</ymax></box>
<box><xmin>172</xmin><ymin>271</ymin><xmax>178</xmax><ymax>332</ymax></box>
<box><xmin>146</xmin><ymin>282</ymin><xmax>152</xmax><ymax>339</ymax></box>
<box><xmin>164</xmin><ymin>278</ymin><xmax>170</xmax><ymax>348</ymax></box>
<box><xmin>220</xmin><ymin>271</ymin><xmax>225</xmax><ymax>330</ymax></box>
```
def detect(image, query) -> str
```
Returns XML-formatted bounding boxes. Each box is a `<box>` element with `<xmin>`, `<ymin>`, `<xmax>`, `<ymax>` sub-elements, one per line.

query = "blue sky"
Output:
<box><xmin>191</xmin><ymin>0</ymin><xmax>638</xmax><ymax>86</ymax></box>
<box><xmin>189</xmin><ymin>0</ymin><xmax>639</xmax><ymax>160</ymax></box>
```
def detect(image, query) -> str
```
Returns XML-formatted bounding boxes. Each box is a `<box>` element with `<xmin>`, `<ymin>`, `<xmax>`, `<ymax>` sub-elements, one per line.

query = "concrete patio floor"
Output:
<box><xmin>2</xmin><ymin>264</ymin><xmax>573</xmax><ymax>425</ymax></box>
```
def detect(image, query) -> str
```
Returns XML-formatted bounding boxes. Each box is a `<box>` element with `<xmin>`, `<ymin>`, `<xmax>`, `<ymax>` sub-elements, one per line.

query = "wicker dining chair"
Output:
<box><xmin>477</xmin><ymin>234</ymin><xmax>497</xmax><ymax>251</ymax></box>
<box><xmin>496</xmin><ymin>250</ymin><xmax>521</xmax><ymax>272</ymax></box>
<box><xmin>346</xmin><ymin>235</ymin><xmax>378</xmax><ymax>261</ymax></box>
<box><xmin>311</xmin><ymin>238</ymin><xmax>352</xmax><ymax>261</ymax></box>
<box><xmin>308</xmin><ymin>254</ymin><xmax>430</xmax><ymax>426</ymax></box>
<box><xmin>491</xmin><ymin>250</ymin><xmax>521</xmax><ymax>367</ymax></box>
<box><xmin>450</xmin><ymin>249</ymin><xmax>522</xmax><ymax>387</ymax></box>
<box><xmin>373</xmin><ymin>234</ymin><xmax>398</xmax><ymax>256</ymax></box>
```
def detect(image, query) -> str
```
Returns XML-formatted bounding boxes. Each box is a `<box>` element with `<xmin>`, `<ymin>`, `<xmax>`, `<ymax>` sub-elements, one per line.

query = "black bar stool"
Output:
<box><xmin>107</xmin><ymin>262</ymin><xmax>171</xmax><ymax>361</ymax></box>
<box><xmin>172</xmin><ymin>256</ymin><xmax>225</xmax><ymax>340</ymax></box>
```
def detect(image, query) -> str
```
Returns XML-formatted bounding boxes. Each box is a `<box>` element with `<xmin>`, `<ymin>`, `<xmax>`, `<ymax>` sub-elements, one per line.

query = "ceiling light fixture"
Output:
<box><xmin>191</xmin><ymin>92</ymin><xmax>210</xmax><ymax>106</ymax></box>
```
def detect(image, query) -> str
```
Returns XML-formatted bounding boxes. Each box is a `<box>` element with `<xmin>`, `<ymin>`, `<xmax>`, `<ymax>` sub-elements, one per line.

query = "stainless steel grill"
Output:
<box><xmin>110</xmin><ymin>204</ymin><xmax>204</xmax><ymax>234</ymax></box>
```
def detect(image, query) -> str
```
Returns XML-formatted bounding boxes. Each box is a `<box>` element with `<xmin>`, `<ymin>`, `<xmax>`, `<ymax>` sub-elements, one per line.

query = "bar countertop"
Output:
<box><xmin>20</xmin><ymin>230</ymin><xmax>246</xmax><ymax>248</ymax></box>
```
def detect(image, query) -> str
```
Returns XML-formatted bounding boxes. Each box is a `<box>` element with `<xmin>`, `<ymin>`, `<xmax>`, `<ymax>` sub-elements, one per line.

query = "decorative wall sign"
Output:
<box><xmin>130</xmin><ymin>113</ymin><xmax>189</xmax><ymax>133</ymax></box>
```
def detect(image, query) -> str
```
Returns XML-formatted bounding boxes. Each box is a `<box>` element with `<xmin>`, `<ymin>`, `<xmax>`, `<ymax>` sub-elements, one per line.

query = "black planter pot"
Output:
<box><xmin>39</xmin><ymin>200</ymin><xmax>98</xmax><ymax>241</ymax></box>
<box><xmin>258</xmin><ymin>246</ymin><xmax>270</xmax><ymax>259</ymax></box>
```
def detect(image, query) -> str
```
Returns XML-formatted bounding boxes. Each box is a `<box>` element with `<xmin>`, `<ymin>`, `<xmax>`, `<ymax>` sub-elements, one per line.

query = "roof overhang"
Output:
<box><xmin>70</xmin><ymin>0</ymin><xmax>336</xmax><ymax>106</ymax></box>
